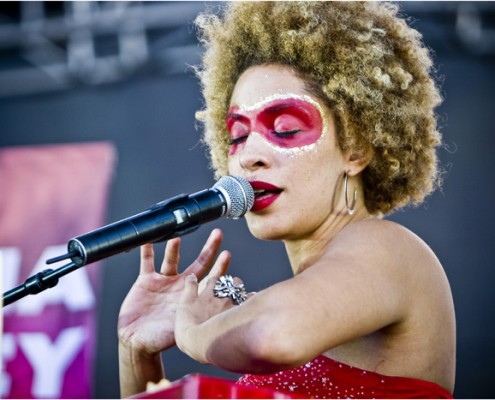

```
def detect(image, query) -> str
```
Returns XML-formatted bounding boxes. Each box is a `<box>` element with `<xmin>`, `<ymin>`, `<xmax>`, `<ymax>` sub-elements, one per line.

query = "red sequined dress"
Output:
<box><xmin>237</xmin><ymin>355</ymin><xmax>453</xmax><ymax>399</ymax></box>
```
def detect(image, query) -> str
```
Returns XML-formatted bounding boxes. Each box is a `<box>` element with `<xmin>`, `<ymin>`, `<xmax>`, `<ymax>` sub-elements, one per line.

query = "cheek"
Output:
<box><xmin>296</xmin><ymin>145</ymin><xmax>344</xmax><ymax>188</ymax></box>
<box><xmin>227</xmin><ymin>156</ymin><xmax>238</xmax><ymax>175</ymax></box>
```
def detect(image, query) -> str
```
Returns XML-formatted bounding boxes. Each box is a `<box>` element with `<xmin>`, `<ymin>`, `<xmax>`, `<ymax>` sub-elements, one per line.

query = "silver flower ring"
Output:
<box><xmin>213</xmin><ymin>275</ymin><xmax>247</xmax><ymax>305</ymax></box>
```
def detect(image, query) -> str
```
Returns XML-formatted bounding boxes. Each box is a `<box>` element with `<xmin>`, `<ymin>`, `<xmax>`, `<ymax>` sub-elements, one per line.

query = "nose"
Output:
<box><xmin>237</xmin><ymin>132</ymin><xmax>272</xmax><ymax>171</ymax></box>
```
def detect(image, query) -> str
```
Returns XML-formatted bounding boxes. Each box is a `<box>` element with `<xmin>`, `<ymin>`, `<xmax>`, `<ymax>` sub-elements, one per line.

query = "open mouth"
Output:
<box><xmin>254</xmin><ymin>188</ymin><xmax>282</xmax><ymax>199</ymax></box>
<box><xmin>249</xmin><ymin>181</ymin><xmax>283</xmax><ymax>211</ymax></box>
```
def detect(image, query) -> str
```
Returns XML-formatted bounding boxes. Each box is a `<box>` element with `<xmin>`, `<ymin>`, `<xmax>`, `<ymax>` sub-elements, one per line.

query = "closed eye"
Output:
<box><xmin>229</xmin><ymin>136</ymin><xmax>248</xmax><ymax>145</ymax></box>
<box><xmin>273</xmin><ymin>129</ymin><xmax>301</xmax><ymax>138</ymax></box>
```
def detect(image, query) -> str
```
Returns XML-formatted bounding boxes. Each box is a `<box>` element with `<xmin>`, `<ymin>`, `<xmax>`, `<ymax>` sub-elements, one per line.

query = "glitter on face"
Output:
<box><xmin>227</xmin><ymin>93</ymin><xmax>328</xmax><ymax>158</ymax></box>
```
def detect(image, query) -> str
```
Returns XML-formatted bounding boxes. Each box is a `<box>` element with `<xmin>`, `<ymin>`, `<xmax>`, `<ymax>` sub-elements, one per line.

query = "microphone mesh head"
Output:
<box><xmin>214</xmin><ymin>176</ymin><xmax>254</xmax><ymax>218</ymax></box>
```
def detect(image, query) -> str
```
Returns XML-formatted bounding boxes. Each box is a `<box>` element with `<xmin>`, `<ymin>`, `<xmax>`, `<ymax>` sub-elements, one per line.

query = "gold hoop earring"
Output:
<box><xmin>344</xmin><ymin>171</ymin><xmax>357</xmax><ymax>216</ymax></box>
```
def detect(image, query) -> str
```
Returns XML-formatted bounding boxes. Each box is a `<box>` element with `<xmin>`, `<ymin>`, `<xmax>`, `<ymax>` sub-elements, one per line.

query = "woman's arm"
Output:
<box><xmin>175</xmin><ymin>221</ymin><xmax>422</xmax><ymax>374</ymax></box>
<box><xmin>119</xmin><ymin>341</ymin><xmax>165</xmax><ymax>398</ymax></box>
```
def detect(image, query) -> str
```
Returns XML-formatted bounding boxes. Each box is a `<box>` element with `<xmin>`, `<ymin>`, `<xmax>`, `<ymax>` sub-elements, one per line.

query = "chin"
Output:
<box><xmin>245</xmin><ymin>214</ymin><xmax>288</xmax><ymax>241</ymax></box>
<box><xmin>249</xmin><ymin>230</ymin><xmax>285</xmax><ymax>241</ymax></box>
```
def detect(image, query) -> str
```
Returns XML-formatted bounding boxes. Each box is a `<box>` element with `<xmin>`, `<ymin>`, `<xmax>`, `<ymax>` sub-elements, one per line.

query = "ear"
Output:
<box><xmin>343</xmin><ymin>148</ymin><xmax>371</xmax><ymax>177</ymax></box>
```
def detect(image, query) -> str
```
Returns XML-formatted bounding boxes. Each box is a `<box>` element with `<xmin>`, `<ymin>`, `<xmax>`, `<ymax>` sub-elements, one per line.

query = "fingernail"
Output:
<box><xmin>187</xmin><ymin>273</ymin><xmax>197</xmax><ymax>281</ymax></box>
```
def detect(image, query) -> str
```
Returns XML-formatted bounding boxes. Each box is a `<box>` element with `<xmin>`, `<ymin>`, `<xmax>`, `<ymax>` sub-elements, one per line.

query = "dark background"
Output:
<box><xmin>1</xmin><ymin>2</ymin><xmax>494</xmax><ymax>398</ymax></box>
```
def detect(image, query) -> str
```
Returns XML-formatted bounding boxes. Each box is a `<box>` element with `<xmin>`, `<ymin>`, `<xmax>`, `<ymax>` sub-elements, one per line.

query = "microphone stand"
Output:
<box><xmin>2</xmin><ymin>260</ymin><xmax>80</xmax><ymax>307</ymax></box>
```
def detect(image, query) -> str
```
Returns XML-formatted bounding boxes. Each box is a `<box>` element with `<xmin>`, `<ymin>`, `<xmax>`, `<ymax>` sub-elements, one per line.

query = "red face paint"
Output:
<box><xmin>226</xmin><ymin>94</ymin><xmax>327</xmax><ymax>156</ymax></box>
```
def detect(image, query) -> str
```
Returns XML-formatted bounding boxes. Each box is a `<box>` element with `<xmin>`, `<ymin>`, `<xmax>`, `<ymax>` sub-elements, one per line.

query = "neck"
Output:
<box><xmin>284</xmin><ymin>206</ymin><xmax>372</xmax><ymax>275</ymax></box>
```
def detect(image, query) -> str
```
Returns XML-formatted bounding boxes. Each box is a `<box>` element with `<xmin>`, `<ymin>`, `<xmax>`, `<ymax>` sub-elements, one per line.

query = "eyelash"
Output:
<box><xmin>273</xmin><ymin>129</ymin><xmax>301</xmax><ymax>138</ymax></box>
<box><xmin>229</xmin><ymin>129</ymin><xmax>301</xmax><ymax>146</ymax></box>
<box><xmin>229</xmin><ymin>136</ymin><xmax>247</xmax><ymax>145</ymax></box>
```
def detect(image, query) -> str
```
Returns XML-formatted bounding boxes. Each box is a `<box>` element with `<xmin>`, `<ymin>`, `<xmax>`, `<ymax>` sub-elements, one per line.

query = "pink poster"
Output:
<box><xmin>1</xmin><ymin>142</ymin><xmax>116</xmax><ymax>398</ymax></box>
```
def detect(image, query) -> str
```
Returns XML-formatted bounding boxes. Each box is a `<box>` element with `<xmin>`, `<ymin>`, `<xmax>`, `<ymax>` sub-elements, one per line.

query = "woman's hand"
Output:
<box><xmin>118</xmin><ymin>229</ymin><xmax>232</xmax><ymax>397</ymax></box>
<box><xmin>117</xmin><ymin>229</ymin><xmax>228</xmax><ymax>355</ymax></box>
<box><xmin>175</xmin><ymin>266</ymin><xmax>250</xmax><ymax>363</ymax></box>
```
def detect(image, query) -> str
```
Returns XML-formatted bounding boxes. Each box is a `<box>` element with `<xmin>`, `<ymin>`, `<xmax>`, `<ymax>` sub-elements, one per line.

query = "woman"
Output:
<box><xmin>118</xmin><ymin>2</ymin><xmax>455</xmax><ymax>398</ymax></box>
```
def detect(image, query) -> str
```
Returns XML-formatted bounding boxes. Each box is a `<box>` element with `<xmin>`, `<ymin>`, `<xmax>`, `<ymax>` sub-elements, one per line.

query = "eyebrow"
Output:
<box><xmin>227</xmin><ymin>103</ymin><xmax>302</xmax><ymax>119</ymax></box>
<box><xmin>264</xmin><ymin>103</ymin><xmax>293</xmax><ymax>114</ymax></box>
<box><xmin>226</xmin><ymin>112</ymin><xmax>245</xmax><ymax>120</ymax></box>
<box><xmin>264</xmin><ymin>103</ymin><xmax>313</xmax><ymax>123</ymax></box>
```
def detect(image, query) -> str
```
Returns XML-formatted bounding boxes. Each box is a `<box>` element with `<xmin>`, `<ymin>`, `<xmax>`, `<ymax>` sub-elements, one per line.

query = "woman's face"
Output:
<box><xmin>227</xmin><ymin>64</ymin><xmax>347</xmax><ymax>241</ymax></box>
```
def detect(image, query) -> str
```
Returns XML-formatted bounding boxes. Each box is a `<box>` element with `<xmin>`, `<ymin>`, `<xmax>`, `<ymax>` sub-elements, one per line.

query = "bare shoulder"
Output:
<box><xmin>323</xmin><ymin>218</ymin><xmax>452</xmax><ymax>311</ymax></box>
<box><xmin>336</xmin><ymin>218</ymin><xmax>429</xmax><ymax>249</ymax></box>
<box><xmin>315</xmin><ymin>219</ymin><xmax>455</xmax><ymax>390</ymax></box>
<box><xmin>332</xmin><ymin>218</ymin><xmax>442</xmax><ymax>273</ymax></box>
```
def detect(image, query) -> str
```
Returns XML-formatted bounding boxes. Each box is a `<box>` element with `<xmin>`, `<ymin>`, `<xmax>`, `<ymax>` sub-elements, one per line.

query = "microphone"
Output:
<box><xmin>47</xmin><ymin>175</ymin><xmax>254</xmax><ymax>267</ymax></box>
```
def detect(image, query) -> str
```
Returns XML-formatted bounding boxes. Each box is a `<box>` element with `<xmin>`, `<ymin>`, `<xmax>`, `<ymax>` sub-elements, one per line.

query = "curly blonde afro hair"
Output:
<box><xmin>195</xmin><ymin>1</ymin><xmax>443</xmax><ymax>215</ymax></box>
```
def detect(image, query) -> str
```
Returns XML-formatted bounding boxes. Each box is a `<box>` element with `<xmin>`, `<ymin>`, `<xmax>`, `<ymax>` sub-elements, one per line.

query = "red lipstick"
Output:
<box><xmin>249</xmin><ymin>181</ymin><xmax>282</xmax><ymax>212</ymax></box>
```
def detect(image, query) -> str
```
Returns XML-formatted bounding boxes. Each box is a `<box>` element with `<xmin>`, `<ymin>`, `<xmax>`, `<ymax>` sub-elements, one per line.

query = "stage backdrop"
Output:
<box><xmin>1</xmin><ymin>142</ymin><xmax>115</xmax><ymax>398</ymax></box>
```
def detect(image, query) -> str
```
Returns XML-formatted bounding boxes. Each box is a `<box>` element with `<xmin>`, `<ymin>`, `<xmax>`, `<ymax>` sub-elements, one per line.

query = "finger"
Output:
<box><xmin>140</xmin><ymin>244</ymin><xmax>155</xmax><ymax>274</ymax></box>
<box><xmin>210</xmin><ymin>250</ymin><xmax>232</xmax><ymax>279</ymax></box>
<box><xmin>198</xmin><ymin>250</ymin><xmax>231</xmax><ymax>293</ymax></box>
<box><xmin>246</xmin><ymin>292</ymin><xmax>257</xmax><ymax>301</ymax></box>
<box><xmin>180</xmin><ymin>273</ymin><xmax>199</xmax><ymax>304</ymax></box>
<box><xmin>183</xmin><ymin>229</ymin><xmax>224</xmax><ymax>278</ymax></box>
<box><xmin>160</xmin><ymin>237</ymin><xmax>181</xmax><ymax>276</ymax></box>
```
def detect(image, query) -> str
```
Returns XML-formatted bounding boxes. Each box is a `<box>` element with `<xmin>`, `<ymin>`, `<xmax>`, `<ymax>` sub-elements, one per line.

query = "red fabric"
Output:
<box><xmin>237</xmin><ymin>355</ymin><xmax>453</xmax><ymax>399</ymax></box>
<box><xmin>133</xmin><ymin>374</ymin><xmax>305</xmax><ymax>399</ymax></box>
